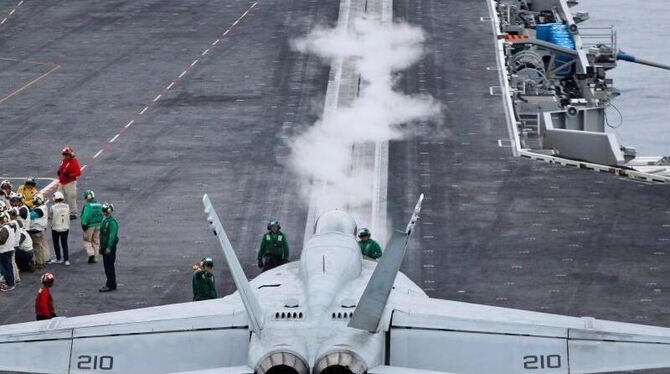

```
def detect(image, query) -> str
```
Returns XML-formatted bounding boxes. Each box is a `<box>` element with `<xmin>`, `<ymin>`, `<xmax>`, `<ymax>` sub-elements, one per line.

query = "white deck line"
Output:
<box><xmin>303</xmin><ymin>0</ymin><xmax>353</xmax><ymax>245</ymax></box>
<box><xmin>304</xmin><ymin>0</ymin><xmax>397</xmax><ymax>246</ymax></box>
<box><xmin>371</xmin><ymin>0</ymin><xmax>393</xmax><ymax>247</ymax></box>
<box><xmin>371</xmin><ymin>140</ymin><xmax>389</xmax><ymax>247</ymax></box>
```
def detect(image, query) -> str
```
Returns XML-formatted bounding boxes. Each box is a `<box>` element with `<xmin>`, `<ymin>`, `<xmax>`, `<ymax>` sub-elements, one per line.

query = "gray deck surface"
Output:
<box><xmin>0</xmin><ymin>0</ymin><xmax>334</xmax><ymax>322</ymax></box>
<box><xmin>1</xmin><ymin>1</ymin><xmax>670</xmax><ymax>372</ymax></box>
<box><xmin>390</xmin><ymin>0</ymin><xmax>670</xmax><ymax>329</ymax></box>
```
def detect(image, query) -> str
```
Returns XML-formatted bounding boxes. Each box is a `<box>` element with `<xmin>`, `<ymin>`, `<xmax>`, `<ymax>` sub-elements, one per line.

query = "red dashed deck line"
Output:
<box><xmin>79</xmin><ymin>1</ymin><xmax>259</xmax><ymax>174</ymax></box>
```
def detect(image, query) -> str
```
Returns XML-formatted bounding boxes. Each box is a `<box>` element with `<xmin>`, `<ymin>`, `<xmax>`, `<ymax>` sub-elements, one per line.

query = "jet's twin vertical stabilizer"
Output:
<box><xmin>348</xmin><ymin>194</ymin><xmax>424</xmax><ymax>332</ymax></box>
<box><xmin>203</xmin><ymin>194</ymin><xmax>264</xmax><ymax>335</ymax></box>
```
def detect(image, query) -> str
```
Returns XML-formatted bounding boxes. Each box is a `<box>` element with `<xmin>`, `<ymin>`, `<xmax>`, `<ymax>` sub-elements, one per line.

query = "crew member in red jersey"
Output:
<box><xmin>35</xmin><ymin>272</ymin><xmax>56</xmax><ymax>320</ymax></box>
<box><xmin>57</xmin><ymin>146</ymin><xmax>82</xmax><ymax>220</ymax></box>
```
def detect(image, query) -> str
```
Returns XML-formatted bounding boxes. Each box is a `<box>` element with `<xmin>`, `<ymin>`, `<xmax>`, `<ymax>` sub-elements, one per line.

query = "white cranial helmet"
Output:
<box><xmin>32</xmin><ymin>194</ymin><xmax>45</xmax><ymax>206</ymax></box>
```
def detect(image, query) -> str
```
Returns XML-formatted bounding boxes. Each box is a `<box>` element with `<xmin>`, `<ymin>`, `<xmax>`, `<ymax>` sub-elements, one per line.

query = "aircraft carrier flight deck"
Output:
<box><xmin>1</xmin><ymin>0</ymin><xmax>670</xmax><ymax>361</ymax></box>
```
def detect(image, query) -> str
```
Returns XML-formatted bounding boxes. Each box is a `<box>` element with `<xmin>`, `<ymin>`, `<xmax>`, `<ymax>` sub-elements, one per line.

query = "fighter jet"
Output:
<box><xmin>2</xmin><ymin>194</ymin><xmax>670</xmax><ymax>374</ymax></box>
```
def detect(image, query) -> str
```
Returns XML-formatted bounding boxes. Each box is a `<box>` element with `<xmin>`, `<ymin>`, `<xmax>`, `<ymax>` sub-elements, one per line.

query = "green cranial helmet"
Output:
<box><xmin>83</xmin><ymin>190</ymin><xmax>95</xmax><ymax>200</ymax></box>
<box><xmin>202</xmin><ymin>257</ymin><xmax>214</xmax><ymax>267</ymax></box>
<box><xmin>358</xmin><ymin>227</ymin><xmax>371</xmax><ymax>238</ymax></box>
<box><xmin>25</xmin><ymin>177</ymin><xmax>36</xmax><ymax>186</ymax></box>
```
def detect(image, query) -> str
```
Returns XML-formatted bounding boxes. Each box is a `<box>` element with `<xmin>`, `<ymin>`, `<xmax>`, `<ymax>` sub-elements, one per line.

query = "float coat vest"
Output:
<box><xmin>0</xmin><ymin>225</ymin><xmax>16</xmax><ymax>254</ymax></box>
<box><xmin>30</xmin><ymin>205</ymin><xmax>48</xmax><ymax>232</ymax></box>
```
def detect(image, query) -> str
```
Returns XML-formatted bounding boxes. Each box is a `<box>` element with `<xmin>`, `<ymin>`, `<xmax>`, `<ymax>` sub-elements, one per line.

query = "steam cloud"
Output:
<box><xmin>290</xmin><ymin>17</ymin><xmax>442</xmax><ymax>211</ymax></box>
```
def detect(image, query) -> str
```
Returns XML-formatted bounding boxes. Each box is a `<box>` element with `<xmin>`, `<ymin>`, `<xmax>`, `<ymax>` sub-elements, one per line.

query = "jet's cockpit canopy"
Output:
<box><xmin>313</xmin><ymin>210</ymin><xmax>358</xmax><ymax>236</ymax></box>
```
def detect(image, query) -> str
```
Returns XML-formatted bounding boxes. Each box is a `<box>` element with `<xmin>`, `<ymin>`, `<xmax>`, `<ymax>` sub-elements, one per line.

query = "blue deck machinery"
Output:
<box><xmin>492</xmin><ymin>0</ymin><xmax>670</xmax><ymax>179</ymax></box>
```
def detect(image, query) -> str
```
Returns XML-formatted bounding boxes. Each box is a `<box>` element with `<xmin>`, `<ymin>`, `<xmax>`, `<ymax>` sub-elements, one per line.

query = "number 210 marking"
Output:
<box><xmin>77</xmin><ymin>355</ymin><xmax>114</xmax><ymax>370</ymax></box>
<box><xmin>523</xmin><ymin>354</ymin><xmax>561</xmax><ymax>369</ymax></box>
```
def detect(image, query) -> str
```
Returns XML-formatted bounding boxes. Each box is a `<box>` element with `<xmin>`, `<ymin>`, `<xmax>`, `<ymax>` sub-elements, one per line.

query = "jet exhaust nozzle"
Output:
<box><xmin>313</xmin><ymin>350</ymin><xmax>368</xmax><ymax>374</ymax></box>
<box><xmin>255</xmin><ymin>351</ymin><xmax>309</xmax><ymax>374</ymax></box>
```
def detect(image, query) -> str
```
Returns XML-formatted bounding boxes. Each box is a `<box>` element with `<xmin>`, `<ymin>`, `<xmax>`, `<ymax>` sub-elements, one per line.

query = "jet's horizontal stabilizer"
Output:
<box><xmin>203</xmin><ymin>194</ymin><xmax>264</xmax><ymax>335</ymax></box>
<box><xmin>369</xmin><ymin>365</ymin><xmax>457</xmax><ymax>373</ymax></box>
<box><xmin>348</xmin><ymin>194</ymin><xmax>424</xmax><ymax>332</ymax></box>
<box><xmin>168</xmin><ymin>366</ymin><xmax>254</xmax><ymax>374</ymax></box>
<box><xmin>389</xmin><ymin>298</ymin><xmax>670</xmax><ymax>373</ymax></box>
<box><xmin>0</xmin><ymin>301</ymin><xmax>250</xmax><ymax>373</ymax></box>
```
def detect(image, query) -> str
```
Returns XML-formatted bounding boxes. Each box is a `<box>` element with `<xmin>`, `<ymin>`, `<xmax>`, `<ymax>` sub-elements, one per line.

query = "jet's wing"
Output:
<box><xmin>0</xmin><ymin>298</ymin><xmax>250</xmax><ymax>374</ymax></box>
<box><xmin>387</xmin><ymin>297</ymin><xmax>670</xmax><ymax>373</ymax></box>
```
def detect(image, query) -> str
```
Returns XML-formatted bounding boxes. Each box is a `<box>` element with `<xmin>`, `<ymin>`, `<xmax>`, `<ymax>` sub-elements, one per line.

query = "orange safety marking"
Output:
<box><xmin>503</xmin><ymin>34</ymin><xmax>529</xmax><ymax>40</ymax></box>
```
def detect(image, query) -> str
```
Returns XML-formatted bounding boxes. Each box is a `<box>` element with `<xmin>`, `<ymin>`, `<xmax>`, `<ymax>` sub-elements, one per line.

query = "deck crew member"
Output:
<box><xmin>50</xmin><ymin>191</ymin><xmax>71</xmax><ymax>265</ymax></box>
<box><xmin>35</xmin><ymin>273</ymin><xmax>57</xmax><ymax>320</ymax></box>
<box><xmin>28</xmin><ymin>194</ymin><xmax>51</xmax><ymax>267</ymax></box>
<box><xmin>16</xmin><ymin>178</ymin><xmax>38</xmax><ymax>208</ymax></box>
<box><xmin>257</xmin><ymin>220</ymin><xmax>289</xmax><ymax>272</ymax></box>
<box><xmin>4</xmin><ymin>208</ymin><xmax>21</xmax><ymax>283</ymax></box>
<box><xmin>358</xmin><ymin>228</ymin><xmax>382</xmax><ymax>260</ymax></box>
<box><xmin>57</xmin><ymin>146</ymin><xmax>82</xmax><ymax>219</ymax></box>
<box><xmin>98</xmin><ymin>203</ymin><xmax>118</xmax><ymax>292</ymax></box>
<box><xmin>15</xmin><ymin>218</ymin><xmax>34</xmax><ymax>272</ymax></box>
<box><xmin>81</xmin><ymin>190</ymin><xmax>103</xmax><ymax>264</ymax></box>
<box><xmin>0</xmin><ymin>180</ymin><xmax>12</xmax><ymax>205</ymax></box>
<box><xmin>0</xmin><ymin>212</ymin><xmax>17</xmax><ymax>292</ymax></box>
<box><xmin>9</xmin><ymin>193</ymin><xmax>30</xmax><ymax>229</ymax></box>
<box><xmin>192</xmin><ymin>257</ymin><xmax>217</xmax><ymax>301</ymax></box>
<box><xmin>11</xmin><ymin>194</ymin><xmax>35</xmax><ymax>269</ymax></box>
